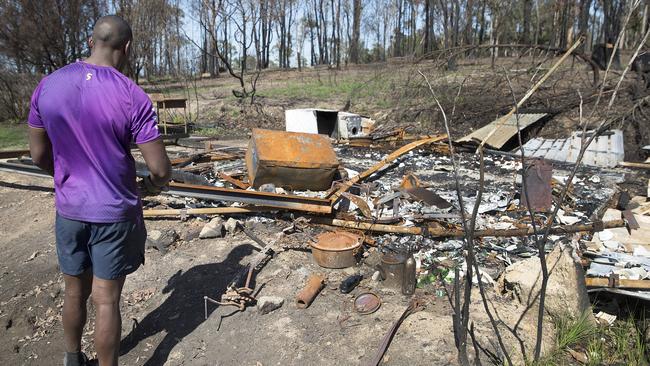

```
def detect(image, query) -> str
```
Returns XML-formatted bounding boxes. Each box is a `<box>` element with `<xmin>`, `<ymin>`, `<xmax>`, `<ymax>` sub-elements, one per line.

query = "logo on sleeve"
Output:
<box><xmin>86</xmin><ymin>73</ymin><xmax>92</xmax><ymax>81</ymax></box>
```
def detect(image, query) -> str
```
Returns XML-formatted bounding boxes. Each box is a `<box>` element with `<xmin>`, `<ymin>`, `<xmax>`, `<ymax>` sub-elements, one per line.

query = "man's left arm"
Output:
<box><xmin>29</xmin><ymin>127</ymin><xmax>54</xmax><ymax>176</ymax></box>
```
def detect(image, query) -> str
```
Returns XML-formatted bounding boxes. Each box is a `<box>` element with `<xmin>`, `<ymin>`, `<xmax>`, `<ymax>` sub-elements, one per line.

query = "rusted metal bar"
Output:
<box><xmin>309</xmin><ymin>217</ymin><xmax>424</xmax><ymax>235</ymax></box>
<box><xmin>309</xmin><ymin>217</ymin><xmax>627</xmax><ymax>238</ymax></box>
<box><xmin>326</xmin><ymin>134</ymin><xmax>448</xmax><ymax>203</ymax></box>
<box><xmin>205</xmin><ymin>233</ymin><xmax>276</xmax><ymax>315</ymax></box>
<box><xmin>166</xmin><ymin>182</ymin><xmax>332</xmax><ymax>214</ymax></box>
<box><xmin>367</xmin><ymin>297</ymin><xmax>425</xmax><ymax>366</ymax></box>
<box><xmin>218</xmin><ymin>171</ymin><xmax>250</xmax><ymax>190</ymax></box>
<box><xmin>143</xmin><ymin>206</ymin><xmax>275</xmax><ymax>217</ymax></box>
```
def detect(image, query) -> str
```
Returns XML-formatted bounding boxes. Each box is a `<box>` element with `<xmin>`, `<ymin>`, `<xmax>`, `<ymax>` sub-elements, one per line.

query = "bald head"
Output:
<box><xmin>92</xmin><ymin>15</ymin><xmax>132</xmax><ymax>50</ymax></box>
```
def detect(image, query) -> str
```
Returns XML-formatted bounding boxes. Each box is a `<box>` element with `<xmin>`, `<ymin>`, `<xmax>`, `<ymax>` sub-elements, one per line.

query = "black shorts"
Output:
<box><xmin>55</xmin><ymin>213</ymin><xmax>146</xmax><ymax>280</ymax></box>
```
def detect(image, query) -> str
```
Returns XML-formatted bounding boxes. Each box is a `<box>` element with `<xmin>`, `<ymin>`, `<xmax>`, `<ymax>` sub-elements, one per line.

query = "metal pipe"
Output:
<box><xmin>295</xmin><ymin>274</ymin><xmax>325</xmax><ymax>309</ymax></box>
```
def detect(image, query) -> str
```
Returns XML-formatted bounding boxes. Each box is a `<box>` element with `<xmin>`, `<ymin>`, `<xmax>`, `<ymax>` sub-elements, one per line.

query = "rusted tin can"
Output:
<box><xmin>377</xmin><ymin>252</ymin><xmax>406</xmax><ymax>289</ymax></box>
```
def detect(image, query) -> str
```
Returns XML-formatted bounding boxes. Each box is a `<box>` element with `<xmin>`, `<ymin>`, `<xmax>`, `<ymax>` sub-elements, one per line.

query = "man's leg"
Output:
<box><xmin>89</xmin><ymin>217</ymin><xmax>146</xmax><ymax>365</ymax></box>
<box><xmin>55</xmin><ymin>214</ymin><xmax>93</xmax><ymax>365</ymax></box>
<box><xmin>62</xmin><ymin>269</ymin><xmax>93</xmax><ymax>352</ymax></box>
<box><xmin>92</xmin><ymin>276</ymin><xmax>126</xmax><ymax>366</ymax></box>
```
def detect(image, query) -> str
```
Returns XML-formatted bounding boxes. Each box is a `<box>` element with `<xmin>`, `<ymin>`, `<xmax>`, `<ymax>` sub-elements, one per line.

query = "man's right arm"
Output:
<box><xmin>130</xmin><ymin>84</ymin><xmax>171</xmax><ymax>189</ymax></box>
<box><xmin>138</xmin><ymin>138</ymin><xmax>171</xmax><ymax>188</ymax></box>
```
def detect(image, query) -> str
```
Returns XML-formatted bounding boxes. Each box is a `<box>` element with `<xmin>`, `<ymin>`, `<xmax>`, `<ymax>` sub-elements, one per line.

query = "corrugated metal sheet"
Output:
<box><xmin>457</xmin><ymin>113</ymin><xmax>547</xmax><ymax>149</ymax></box>
<box><xmin>518</xmin><ymin>130</ymin><xmax>624</xmax><ymax>168</ymax></box>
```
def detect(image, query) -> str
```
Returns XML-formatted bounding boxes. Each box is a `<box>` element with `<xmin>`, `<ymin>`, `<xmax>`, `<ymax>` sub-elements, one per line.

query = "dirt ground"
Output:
<box><xmin>0</xmin><ymin>171</ymin><xmax>466</xmax><ymax>365</ymax></box>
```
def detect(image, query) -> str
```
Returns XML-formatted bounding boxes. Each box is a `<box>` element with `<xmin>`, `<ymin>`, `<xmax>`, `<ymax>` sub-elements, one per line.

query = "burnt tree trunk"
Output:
<box><xmin>350</xmin><ymin>0</ymin><xmax>361</xmax><ymax>63</ymax></box>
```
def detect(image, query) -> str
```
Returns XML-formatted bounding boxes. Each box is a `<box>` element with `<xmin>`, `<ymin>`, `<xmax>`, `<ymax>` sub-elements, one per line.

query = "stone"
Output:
<box><xmin>199</xmin><ymin>218</ymin><xmax>225</xmax><ymax>239</ymax></box>
<box><xmin>148</xmin><ymin>229</ymin><xmax>164</xmax><ymax>242</ymax></box>
<box><xmin>224</xmin><ymin>217</ymin><xmax>241</xmax><ymax>234</ymax></box>
<box><xmin>258</xmin><ymin>183</ymin><xmax>276</xmax><ymax>192</ymax></box>
<box><xmin>256</xmin><ymin>296</ymin><xmax>284</xmax><ymax>314</ymax></box>
<box><xmin>146</xmin><ymin>229</ymin><xmax>179</xmax><ymax>252</ymax></box>
<box><xmin>498</xmin><ymin>245</ymin><xmax>592</xmax><ymax>321</ymax></box>
<box><xmin>179</xmin><ymin>224</ymin><xmax>202</xmax><ymax>242</ymax></box>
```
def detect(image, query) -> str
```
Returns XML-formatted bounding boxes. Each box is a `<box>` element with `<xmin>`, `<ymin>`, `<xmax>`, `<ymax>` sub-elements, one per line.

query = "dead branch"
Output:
<box><xmin>608</xmin><ymin>27</ymin><xmax>650</xmax><ymax>109</ymax></box>
<box><xmin>467</xmin><ymin>146</ymin><xmax>514</xmax><ymax>365</ymax></box>
<box><xmin>503</xmin><ymin>67</ymin><xmax>541</xmax><ymax>363</ymax></box>
<box><xmin>418</xmin><ymin>69</ymin><xmax>472</xmax><ymax>366</ymax></box>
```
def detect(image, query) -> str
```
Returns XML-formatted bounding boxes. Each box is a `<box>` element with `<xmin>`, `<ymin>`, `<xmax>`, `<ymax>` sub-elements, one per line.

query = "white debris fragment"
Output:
<box><xmin>24</xmin><ymin>251</ymin><xmax>40</xmax><ymax>263</ymax></box>
<box><xmin>224</xmin><ymin>217</ymin><xmax>241</xmax><ymax>234</ymax></box>
<box><xmin>603</xmin><ymin>241</ymin><xmax>620</xmax><ymax>250</ymax></box>
<box><xmin>598</xmin><ymin>230</ymin><xmax>614</xmax><ymax>241</ymax></box>
<box><xmin>615</xmin><ymin>267</ymin><xmax>649</xmax><ymax>280</ymax></box>
<box><xmin>557</xmin><ymin>209</ymin><xmax>581</xmax><ymax>225</ymax></box>
<box><xmin>199</xmin><ymin>218</ymin><xmax>225</xmax><ymax>239</ymax></box>
<box><xmin>371</xmin><ymin>271</ymin><xmax>382</xmax><ymax>282</ymax></box>
<box><xmin>595</xmin><ymin>311</ymin><xmax>617</xmax><ymax>325</ymax></box>
<box><xmin>344</xmin><ymin>168</ymin><xmax>359</xmax><ymax>178</ymax></box>
<box><xmin>633</xmin><ymin>246</ymin><xmax>650</xmax><ymax>258</ymax></box>
<box><xmin>505</xmin><ymin>244</ymin><xmax>518</xmax><ymax>252</ymax></box>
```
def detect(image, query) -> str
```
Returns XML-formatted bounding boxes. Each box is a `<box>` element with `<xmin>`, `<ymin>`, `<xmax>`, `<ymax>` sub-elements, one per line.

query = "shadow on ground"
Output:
<box><xmin>120</xmin><ymin>244</ymin><xmax>255</xmax><ymax>365</ymax></box>
<box><xmin>0</xmin><ymin>180</ymin><xmax>53</xmax><ymax>192</ymax></box>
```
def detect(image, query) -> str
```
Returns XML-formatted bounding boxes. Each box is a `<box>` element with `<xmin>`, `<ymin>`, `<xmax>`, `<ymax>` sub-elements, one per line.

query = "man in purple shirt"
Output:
<box><xmin>28</xmin><ymin>15</ymin><xmax>171</xmax><ymax>366</ymax></box>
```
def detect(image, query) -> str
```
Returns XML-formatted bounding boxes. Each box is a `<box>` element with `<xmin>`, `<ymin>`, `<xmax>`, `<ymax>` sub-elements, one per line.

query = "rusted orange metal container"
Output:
<box><xmin>246</xmin><ymin>129</ymin><xmax>340</xmax><ymax>190</ymax></box>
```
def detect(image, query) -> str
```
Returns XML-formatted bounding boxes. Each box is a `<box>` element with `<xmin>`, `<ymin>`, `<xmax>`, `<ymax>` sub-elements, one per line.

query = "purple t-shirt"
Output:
<box><xmin>28</xmin><ymin>61</ymin><xmax>160</xmax><ymax>223</ymax></box>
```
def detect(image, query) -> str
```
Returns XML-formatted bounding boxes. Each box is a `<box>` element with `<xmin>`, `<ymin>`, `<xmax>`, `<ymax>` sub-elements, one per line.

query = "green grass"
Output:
<box><xmin>0</xmin><ymin>123</ymin><xmax>28</xmax><ymax>150</ymax></box>
<box><xmin>532</xmin><ymin>311</ymin><xmax>648</xmax><ymax>366</ymax></box>
<box><xmin>581</xmin><ymin>316</ymin><xmax>647</xmax><ymax>366</ymax></box>
<box><xmin>258</xmin><ymin>77</ymin><xmax>385</xmax><ymax>102</ymax></box>
<box><xmin>555</xmin><ymin>311</ymin><xmax>597</xmax><ymax>351</ymax></box>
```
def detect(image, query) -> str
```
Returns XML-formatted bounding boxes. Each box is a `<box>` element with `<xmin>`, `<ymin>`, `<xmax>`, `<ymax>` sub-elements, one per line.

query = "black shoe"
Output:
<box><xmin>63</xmin><ymin>351</ymin><xmax>89</xmax><ymax>366</ymax></box>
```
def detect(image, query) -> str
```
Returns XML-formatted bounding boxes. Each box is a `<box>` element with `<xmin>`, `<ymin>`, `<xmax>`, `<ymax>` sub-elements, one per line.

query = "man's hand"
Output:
<box><xmin>140</xmin><ymin>174</ymin><xmax>168</xmax><ymax>196</ymax></box>
<box><xmin>138</xmin><ymin>138</ymin><xmax>172</xmax><ymax>188</ymax></box>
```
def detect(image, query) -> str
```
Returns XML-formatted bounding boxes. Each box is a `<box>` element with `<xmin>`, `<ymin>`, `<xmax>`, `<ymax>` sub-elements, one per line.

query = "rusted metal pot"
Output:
<box><xmin>310</xmin><ymin>231</ymin><xmax>363</xmax><ymax>269</ymax></box>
